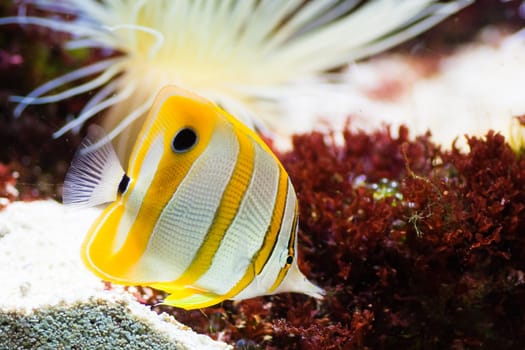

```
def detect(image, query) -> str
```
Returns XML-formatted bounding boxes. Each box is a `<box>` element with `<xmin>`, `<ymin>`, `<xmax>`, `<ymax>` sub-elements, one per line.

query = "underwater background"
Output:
<box><xmin>2</xmin><ymin>1</ymin><xmax>525</xmax><ymax>349</ymax></box>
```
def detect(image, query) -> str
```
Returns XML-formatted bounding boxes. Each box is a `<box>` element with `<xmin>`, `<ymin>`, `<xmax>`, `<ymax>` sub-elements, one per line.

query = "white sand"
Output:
<box><xmin>0</xmin><ymin>200</ymin><xmax>231</xmax><ymax>350</ymax></box>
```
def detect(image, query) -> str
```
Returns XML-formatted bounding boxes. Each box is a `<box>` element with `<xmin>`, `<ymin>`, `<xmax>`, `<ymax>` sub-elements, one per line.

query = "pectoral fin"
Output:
<box><xmin>63</xmin><ymin>125</ymin><xmax>125</xmax><ymax>208</ymax></box>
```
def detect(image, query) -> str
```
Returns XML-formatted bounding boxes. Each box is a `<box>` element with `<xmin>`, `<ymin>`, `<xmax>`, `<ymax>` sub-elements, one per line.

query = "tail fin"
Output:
<box><xmin>63</xmin><ymin>125</ymin><xmax>125</xmax><ymax>208</ymax></box>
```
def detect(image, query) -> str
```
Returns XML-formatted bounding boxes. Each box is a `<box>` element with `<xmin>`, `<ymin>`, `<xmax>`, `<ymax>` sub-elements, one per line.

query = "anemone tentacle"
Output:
<box><xmin>53</xmin><ymin>79</ymin><xmax>135</xmax><ymax>138</ymax></box>
<box><xmin>10</xmin><ymin>60</ymin><xmax>126</xmax><ymax>106</ymax></box>
<box><xmin>2</xmin><ymin>0</ymin><xmax>473</xmax><ymax>158</ymax></box>
<box><xmin>78</xmin><ymin>80</ymin><xmax>121</xmax><ymax>118</ymax></box>
<box><xmin>10</xmin><ymin>58</ymin><xmax>124</xmax><ymax>117</ymax></box>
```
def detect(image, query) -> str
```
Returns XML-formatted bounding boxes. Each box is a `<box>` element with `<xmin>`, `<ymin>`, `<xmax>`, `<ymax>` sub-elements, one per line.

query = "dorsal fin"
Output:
<box><xmin>63</xmin><ymin>125</ymin><xmax>125</xmax><ymax>208</ymax></box>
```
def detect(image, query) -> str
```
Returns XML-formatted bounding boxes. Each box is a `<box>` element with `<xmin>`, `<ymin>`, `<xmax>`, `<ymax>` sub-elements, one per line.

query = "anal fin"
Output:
<box><xmin>150</xmin><ymin>282</ymin><xmax>226</xmax><ymax>310</ymax></box>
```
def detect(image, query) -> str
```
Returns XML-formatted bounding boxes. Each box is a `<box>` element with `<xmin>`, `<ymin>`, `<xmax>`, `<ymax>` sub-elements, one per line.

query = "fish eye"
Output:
<box><xmin>286</xmin><ymin>255</ymin><xmax>294</xmax><ymax>265</ymax></box>
<box><xmin>172</xmin><ymin>127</ymin><xmax>198</xmax><ymax>153</ymax></box>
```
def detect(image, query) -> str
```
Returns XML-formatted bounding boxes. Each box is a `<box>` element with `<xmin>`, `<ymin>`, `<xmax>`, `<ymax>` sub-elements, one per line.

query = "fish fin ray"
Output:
<box><xmin>63</xmin><ymin>125</ymin><xmax>125</xmax><ymax>208</ymax></box>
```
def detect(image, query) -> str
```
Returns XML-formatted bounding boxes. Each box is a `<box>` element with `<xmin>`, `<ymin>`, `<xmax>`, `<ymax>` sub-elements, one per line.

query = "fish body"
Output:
<box><xmin>63</xmin><ymin>86</ymin><xmax>323</xmax><ymax>309</ymax></box>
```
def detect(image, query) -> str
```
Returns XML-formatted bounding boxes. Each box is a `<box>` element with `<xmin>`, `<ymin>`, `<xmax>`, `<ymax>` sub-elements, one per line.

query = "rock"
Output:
<box><xmin>0</xmin><ymin>200</ymin><xmax>231</xmax><ymax>350</ymax></box>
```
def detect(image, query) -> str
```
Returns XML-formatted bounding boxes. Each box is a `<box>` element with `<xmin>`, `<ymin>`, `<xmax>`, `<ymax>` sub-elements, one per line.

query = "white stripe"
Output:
<box><xmin>232</xmin><ymin>179</ymin><xmax>296</xmax><ymax>300</ymax></box>
<box><xmin>126</xmin><ymin>95</ymin><xmax>169</xmax><ymax>174</ymax></box>
<box><xmin>134</xmin><ymin>120</ymin><xmax>239</xmax><ymax>281</ymax></box>
<box><xmin>195</xmin><ymin>140</ymin><xmax>280</xmax><ymax>295</ymax></box>
<box><xmin>111</xmin><ymin>135</ymin><xmax>165</xmax><ymax>254</ymax></box>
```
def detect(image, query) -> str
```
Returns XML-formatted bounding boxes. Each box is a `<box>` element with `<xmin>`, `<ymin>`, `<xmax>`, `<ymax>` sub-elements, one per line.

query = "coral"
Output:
<box><xmin>0</xmin><ymin>297</ymin><xmax>230</xmax><ymax>350</ymax></box>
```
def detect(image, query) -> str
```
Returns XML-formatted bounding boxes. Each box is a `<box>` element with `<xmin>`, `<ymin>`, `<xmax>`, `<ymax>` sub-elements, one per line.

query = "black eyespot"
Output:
<box><xmin>172</xmin><ymin>127</ymin><xmax>197</xmax><ymax>153</ymax></box>
<box><xmin>117</xmin><ymin>174</ymin><xmax>130</xmax><ymax>194</ymax></box>
<box><xmin>286</xmin><ymin>255</ymin><xmax>294</xmax><ymax>265</ymax></box>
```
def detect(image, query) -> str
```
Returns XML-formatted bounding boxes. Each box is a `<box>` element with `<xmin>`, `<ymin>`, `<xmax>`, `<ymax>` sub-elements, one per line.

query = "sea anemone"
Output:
<box><xmin>1</xmin><ymin>0</ymin><xmax>471</xmax><ymax>156</ymax></box>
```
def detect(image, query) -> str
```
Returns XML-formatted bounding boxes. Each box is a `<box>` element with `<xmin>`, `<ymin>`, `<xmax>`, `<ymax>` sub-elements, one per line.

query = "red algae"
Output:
<box><xmin>0</xmin><ymin>163</ymin><xmax>18</xmax><ymax>209</ymax></box>
<box><xmin>125</xmin><ymin>126</ymin><xmax>525</xmax><ymax>349</ymax></box>
<box><xmin>2</xmin><ymin>1</ymin><xmax>525</xmax><ymax>348</ymax></box>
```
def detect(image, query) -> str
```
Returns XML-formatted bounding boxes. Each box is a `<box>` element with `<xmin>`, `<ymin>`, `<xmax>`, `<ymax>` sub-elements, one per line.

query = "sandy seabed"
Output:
<box><xmin>0</xmin><ymin>200</ymin><xmax>231</xmax><ymax>350</ymax></box>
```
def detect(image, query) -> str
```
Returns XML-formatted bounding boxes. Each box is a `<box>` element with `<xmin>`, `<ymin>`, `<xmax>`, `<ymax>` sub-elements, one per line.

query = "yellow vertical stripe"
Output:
<box><xmin>187</xmin><ymin>137</ymin><xmax>280</xmax><ymax>296</ymax></box>
<box><xmin>135</xmin><ymin>121</ymin><xmax>240</xmax><ymax>282</ymax></box>
<box><xmin>114</xmin><ymin>98</ymin><xmax>217</xmax><ymax>272</ymax></box>
<box><xmin>220</xmin><ymin>165</ymin><xmax>289</xmax><ymax>300</ymax></box>
<box><xmin>268</xmin><ymin>198</ymin><xmax>298</xmax><ymax>292</ymax></box>
<box><xmin>81</xmin><ymin>135</ymin><xmax>164</xmax><ymax>280</ymax></box>
<box><xmin>169</xmin><ymin>125</ymin><xmax>255</xmax><ymax>287</ymax></box>
<box><xmin>159</xmin><ymin>166</ymin><xmax>291</xmax><ymax>309</ymax></box>
<box><xmin>81</xmin><ymin>201</ymin><xmax>126</xmax><ymax>281</ymax></box>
